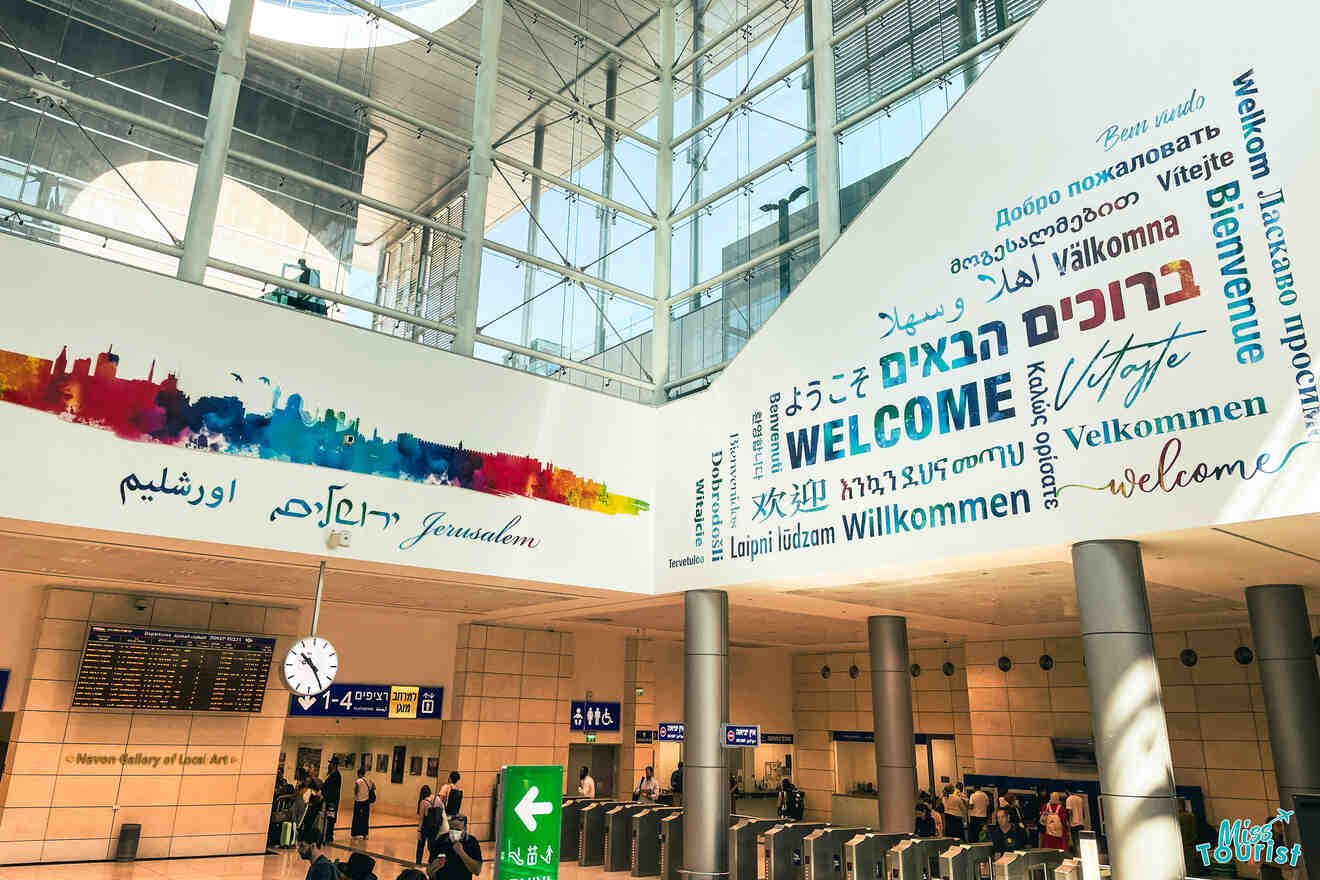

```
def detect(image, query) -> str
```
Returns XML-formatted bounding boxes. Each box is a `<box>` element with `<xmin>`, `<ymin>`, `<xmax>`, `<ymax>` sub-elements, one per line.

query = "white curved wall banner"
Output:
<box><xmin>1</xmin><ymin>0</ymin><xmax>1318</xmax><ymax>595</ymax></box>
<box><xmin>652</xmin><ymin>0</ymin><xmax>1320</xmax><ymax>590</ymax></box>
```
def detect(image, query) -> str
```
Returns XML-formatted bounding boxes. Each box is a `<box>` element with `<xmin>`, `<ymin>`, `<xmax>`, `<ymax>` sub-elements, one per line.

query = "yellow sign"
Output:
<box><xmin>389</xmin><ymin>686</ymin><xmax>420</xmax><ymax>718</ymax></box>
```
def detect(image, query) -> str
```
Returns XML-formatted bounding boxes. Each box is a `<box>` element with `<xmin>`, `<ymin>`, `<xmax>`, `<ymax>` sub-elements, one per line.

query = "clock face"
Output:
<box><xmin>282</xmin><ymin>637</ymin><xmax>339</xmax><ymax>696</ymax></box>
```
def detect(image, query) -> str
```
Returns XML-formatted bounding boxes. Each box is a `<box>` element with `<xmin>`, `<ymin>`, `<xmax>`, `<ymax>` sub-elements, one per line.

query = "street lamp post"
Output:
<box><xmin>760</xmin><ymin>185</ymin><xmax>810</xmax><ymax>301</ymax></box>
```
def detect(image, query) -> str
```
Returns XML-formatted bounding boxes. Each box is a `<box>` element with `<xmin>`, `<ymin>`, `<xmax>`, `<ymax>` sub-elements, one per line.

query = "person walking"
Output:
<box><xmin>352</xmin><ymin>764</ymin><xmax>376</xmax><ymax>840</ymax></box>
<box><xmin>670</xmin><ymin>763</ymin><xmax>684</xmax><ymax>807</ymax></box>
<box><xmin>323</xmin><ymin>758</ymin><xmax>343</xmax><ymax>843</ymax></box>
<box><xmin>298</xmin><ymin>778</ymin><xmax>325</xmax><ymax>845</ymax></box>
<box><xmin>439</xmin><ymin>771</ymin><xmax>464</xmax><ymax>820</ymax></box>
<box><xmin>1039</xmin><ymin>792</ymin><xmax>1069</xmax><ymax>851</ymax></box>
<box><xmin>636</xmin><ymin>766</ymin><xmax>660</xmax><ymax>803</ymax></box>
<box><xmin>1065</xmin><ymin>789</ymin><xmax>1089</xmax><ymax>850</ymax></box>
<box><xmin>942</xmin><ymin>784</ymin><xmax>968</xmax><ymax>841</ymax></box>
<box><xmin>427</xmin><ymin>815</ymin><xmax>482</xmax><ymax>880</ymax></box>
<box><xmin>578</xmin><ymin>766</ymin><xmax>596</xmax><ymax>798</ymax></box>
<box><xmin>968</xmin><ymin>785</ymin><xmax>990</xmax><ymax>844</ymax></box>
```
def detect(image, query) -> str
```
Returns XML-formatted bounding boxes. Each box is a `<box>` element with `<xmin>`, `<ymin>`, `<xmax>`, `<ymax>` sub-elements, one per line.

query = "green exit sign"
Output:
<box><xmin>585</xmin><ymin>733</ymin><xmax>596</xmax><ymax>743</ymax></box>
<box><xmin>496</xmin><ymin>765</ymin><xmax>564</xmax><ymax>880</ymax></box>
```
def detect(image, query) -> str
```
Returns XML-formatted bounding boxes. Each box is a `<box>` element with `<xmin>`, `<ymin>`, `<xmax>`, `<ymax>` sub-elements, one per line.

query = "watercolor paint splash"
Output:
<box><xmin>0</xmin><ymin>345</ymin><xmax>649</xmax><ymax>516</ymax></box>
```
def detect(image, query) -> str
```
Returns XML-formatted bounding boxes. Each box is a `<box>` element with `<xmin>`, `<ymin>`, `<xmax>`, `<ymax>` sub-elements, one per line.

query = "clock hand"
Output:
<box><xmin>299</xmin><ymin>653</ymin><xmax>324</xmax><ymax>689</ymax></box>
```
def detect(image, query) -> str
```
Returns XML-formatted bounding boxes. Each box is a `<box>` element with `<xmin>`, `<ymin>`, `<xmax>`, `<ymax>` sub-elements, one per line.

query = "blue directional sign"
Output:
<box><xmin>569</xmin><ymin>700</ymin><xmax>620</xmax><ymax>731</ymax></box>
<box><xmin>657</xmin><ymin>722</ymin><xmax>685</xmax><ymax>742</ymax></box>
<box><xmin>288</xmin><ymin>683</ymin><xmax>443</xmax><ymax>719</ymax></box>
<box><xmin>724</xmin><ymin>724</ymin><xmax>760</xmax><ymax>747</ymax></box>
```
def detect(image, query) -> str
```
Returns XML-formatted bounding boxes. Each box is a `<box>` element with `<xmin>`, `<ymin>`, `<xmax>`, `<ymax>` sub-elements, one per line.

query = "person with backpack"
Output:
<box><xmin>439</xmin><ymin>771</ymin><xmax>464</xmax><ymax>820</ymax></box>
<box><xmin>418</xmin><ymin>784</ymin><xmax>447</xmax><ymax>864</ymax></box>
<box><xmin>352</xmin><ymin>764</ymin><xmax>376</xmax><ymax>840</ymax></box>
<box><xmin>1039</xmin><ymin>792</ymin><xmax>1069</xmax><ymax>851</ymax></box>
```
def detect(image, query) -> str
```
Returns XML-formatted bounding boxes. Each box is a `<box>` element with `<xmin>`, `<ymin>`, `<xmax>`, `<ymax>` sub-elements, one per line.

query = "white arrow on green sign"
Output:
<box><xmin>497</xmin><ymin>765</ymin><xmax>564</xmax><ymax>880</ymax></box>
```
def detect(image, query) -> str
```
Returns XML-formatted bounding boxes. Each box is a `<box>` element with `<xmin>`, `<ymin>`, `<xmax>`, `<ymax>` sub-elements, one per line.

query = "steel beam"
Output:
<box><xmin>671</xmin><ymin>137</ymin><xmax>814</xmax><ymax>224</ymax></box>
<box><xmin>176</xmin><ymin>0</ymin><xmax>254</xmax><ymax>282</ymax></box>
<box><xmin>454</xmin><ymin>0</ymin><xmax>505</xmax><ymax>357</ymax></box>
<box><xmin>506</xmin><ymin>0</ymin><xmax>659</xmax><ymax>73</ymax></box>
<box><xmin>492</xmin><ymin>148</ymin><xmax>653</xmax><ymax>226</ymax></box>
<box><xmin>808</xmin><ymin>0</ymin><xmax>840</xmax><ymax>250</ymax></box>
<box><xmin>672</xmin><ymin>49</ymin><xmax>812</xmax><ymax>147</ymax></box>
<box><xmin>666</xmin><ymin>230</ymin><xmax>817</xmax><ymax>304</ymax></box>
<box><xmin>650</xmin><ymin>0</ymin><xmax>675</xmax><ymax>403</ymax></box>
<box><xmin>673</xmin><ymin>0</ymin><xmax>782</xmax><ymax>75</ymax></box>
<box><xmin>520</xmin><ymin>123</ymin><xmax>545</xmax><ymax>352</ymax></box>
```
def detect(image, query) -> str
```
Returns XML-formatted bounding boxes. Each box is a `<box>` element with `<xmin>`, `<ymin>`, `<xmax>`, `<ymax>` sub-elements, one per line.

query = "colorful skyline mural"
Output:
<box><xmin>0</xmin><ymin>345</ymin><xmax>649</xmax><ymax>516</ymax></box>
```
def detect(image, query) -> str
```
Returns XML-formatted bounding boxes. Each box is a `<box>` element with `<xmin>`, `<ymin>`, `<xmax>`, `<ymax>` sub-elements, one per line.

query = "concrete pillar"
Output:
<box><xmin>453</xmin><ymin>0</ymin><xmax>504</xmax><ymax>356</ymax></box>
<box><xmin>807</xmin><ymin>0</ymin><xmax>840</xmax><ymax>252</ymax></box>
<box><xmin>177</xmin><ymin>0</ymin><xmax>255</xmax><ymax>283</ymax></box>
<box><xmin>650</xmin><ymin>0</ymin><xmax>675</xmax><ymax>403</ymax></box>
<box><xmin>868</xmin><ymin>615</ymin><xmax>916</xmax><ymax>833</ymax></box>
<box><xmin>684</xmin><ymin>589</ymin><xmax>729</xmax><ymax>880</ymax></box>
<box><xmin>1246</xmin><ymin>584</ymin><xmax>1320</xmax><ymax>874</ymax></box>
<box><xmin>1072</xmin><ymin>540</ymin><xmax>1184</xmax><ymax>880</ymax></box>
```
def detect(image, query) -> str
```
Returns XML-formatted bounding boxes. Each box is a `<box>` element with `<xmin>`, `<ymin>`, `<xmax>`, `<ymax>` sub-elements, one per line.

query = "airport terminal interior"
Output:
<box><xmin>0</xmin><ymin>0</ymin><xmax>1318</xmax><ymax>878</ymax></box>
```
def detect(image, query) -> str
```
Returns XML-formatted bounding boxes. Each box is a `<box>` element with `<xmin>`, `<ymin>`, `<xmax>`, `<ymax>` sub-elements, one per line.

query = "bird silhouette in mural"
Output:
<box><xmin>230</xmin><ymin>372</ymin><xmax>243</xmax><ymax>382</ymax></box>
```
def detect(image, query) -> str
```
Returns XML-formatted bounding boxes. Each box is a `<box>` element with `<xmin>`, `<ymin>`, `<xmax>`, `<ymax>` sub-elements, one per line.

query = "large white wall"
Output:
<box><xmin>653</xmin><ymin>0</ymin><xmax>1320</xmax><ymax>590</ymax></box>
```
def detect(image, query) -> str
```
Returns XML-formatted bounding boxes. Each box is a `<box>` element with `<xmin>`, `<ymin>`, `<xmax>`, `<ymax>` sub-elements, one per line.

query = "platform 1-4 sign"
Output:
<box><xmin>288</xmin><ymin>683</ymin><xmax>443</xmax><ymax>719</ymax></box>
<box><xmin>723</xmin><ymin>724</ymin><xmax>760</xmax><ymax>747</ymax></box>
<box><xmin>496</xmin><ymin>765</ymin><xmax>563</xmax><ymax>880</ymax></box>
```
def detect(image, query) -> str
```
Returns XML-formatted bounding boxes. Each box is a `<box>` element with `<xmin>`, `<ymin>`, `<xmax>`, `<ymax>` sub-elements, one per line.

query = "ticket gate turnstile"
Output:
<box><xmin>804</xmin><ymin>826</ymin><xmax>867</xmax><ymax>880</ymax></box>
<box><xmin>937</xmin><ymin>842</ymin><xmax>995</xmax><ymax>880</ymax></box>
<box><xmin>991</xmin><ymin>850</ymin><xmax>1066</xmax><ymax>880</ymax></box>
<box><xmin>731</xmin><ymin>818</ymin><xmax>782</xmax><ymax>880</ymax></box>
<box><xmin>660</xmin><ymin>812</ymin><xmax>684</xmax><ymax>880</ymax></box>
<box><xmin>632</xmin><ymin>807</ymin><xmax>682</xmax><ymax>877</ymax></box>
<box><xmin>580</xmin><ymin>801</ymin><xmax>631</xmax><ymax>867</ymax></box>
<box><xmin>844</xmin><ymin>833</ymin><xmax>910</xmax><ymax>880</ymax></box>
<box><xmin>1049</xmin><ymin>860</ymin><xmax>1078</xmax><ymax>880</ymax></box>
<box><xmin>562</xmin><ymin>798</ymin><xmax>595</xmax><ymax>861</ymax></box>
<box><xmin>886</xmin><ymin>837</ymin><xmax>956</xmax><ymax>879</ymax></box>
<box><xmin>606</xmin><ymin>804</ymin><xmax>649</xmax><ymax>871</ymax></box>
<box><xmin>760</xmin><ymin>823</ymin><xmax>830</xmax><ymax>880</ymax></box>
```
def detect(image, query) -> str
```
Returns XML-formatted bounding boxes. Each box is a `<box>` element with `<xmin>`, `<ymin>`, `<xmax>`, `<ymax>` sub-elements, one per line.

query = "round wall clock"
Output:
<box><xmin>282</xmin><ymin>636</ymin><xmax>339</xmax><ymax>696</ymax></box>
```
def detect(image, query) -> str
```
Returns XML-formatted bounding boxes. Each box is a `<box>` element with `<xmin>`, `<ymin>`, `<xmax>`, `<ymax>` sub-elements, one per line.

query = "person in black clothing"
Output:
<box><xmin>983</xmin><ymin>808</ymin><xmax>1029</xmax><ymax>857</ymax></box>
<box><xmin>671</xmin><ymin>762</ymin><xmax>683</xmax><ymax>806</ymax></box>
<box><xmin>299</xmin><ymin>778</ymin><xmax>325</xmax><ymax>844</ymax></box>
<box><xmin>297</xmin><ymin>258</ymin><xmax>313</xmax><ymax>285</ymax></box>
<box><xmin>914</xmin><ymin>803</ymin><xmax>937</xmax><ymax>838</ymax></box>
<box><xmin>298</xmin><ymin>829</ymin><xmax>336</xmax><ymax>880</ymax></box>
<box><xmin>428</xmin><ymin>815</ymin><xmax>482</xmax><ymax>880</ymax></box>
<box><xmin>439</xmin><ymin>771</ymin><xmax>463</xmax><ymax>819</ymax></box>
<box><xmin>323</xmin><ymin>758</ymin><xmax>342</xmax><ymax>843</ymax></box>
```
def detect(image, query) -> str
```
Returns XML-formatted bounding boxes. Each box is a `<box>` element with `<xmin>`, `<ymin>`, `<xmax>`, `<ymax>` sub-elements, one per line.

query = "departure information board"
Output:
<box><xmin>72</xmin><ymin>626</ymin><xmax>276</xmax><ymax>712</ymax></box>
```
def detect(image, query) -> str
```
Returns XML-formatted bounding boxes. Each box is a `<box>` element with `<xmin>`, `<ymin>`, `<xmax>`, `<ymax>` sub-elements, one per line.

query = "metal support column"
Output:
<box><xmin>955</xmin><ymin>0</ymin><xmax>979</xmax><ymax>90</ymax></box>
<box><xmin>684</xmin><ymin>589</ymin><xmax>729</xmax><ymax>880</ymax></box>
<box><xmin>1072</xmin><ymin>540</ymin><xmax>1184</xmax><ymax>880</ymax></box>
<box><xmin>685</xmin><ymin>0</ymin><xmax>705</xmax><ymax>314</ymax></box>
<box><xmin>454</xmin><ymin>0</ymin><xmax>505</xmax><ymax>356</ymax></box>
<box><xmin>650</xmin><ymin>0</ymin><xmax>676</xmax><ymax>403</ymax></box>
<box><xmin>176</xmin><ymin>0</ymin><xmax>255</xmax><ymax>283</ymax></box>
<box><xmin>595</xmin><ymin>66</ymin><xmax>617</xmax><ymax>355</ymax></box>
<box><xmin>868</xmin><ymin>616</ymin><xmax>916</xmax><ymax>833</ymax></box>
<box><xmin>808</xmin><ymin>0</ymin><xmax>840</xmax><ymax>251</ymax></box>
<box><xmin>522</xmin><ymin>123</ymin><xmax>546</xmax><ymax>354</ymax></box>
<box><xmin>1246</xmin><ymin>584</ymin><xmax>1320</xmax><ymax>876</ymax></box>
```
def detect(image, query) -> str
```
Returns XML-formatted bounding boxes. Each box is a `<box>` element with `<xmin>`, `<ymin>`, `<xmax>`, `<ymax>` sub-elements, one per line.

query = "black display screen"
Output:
<box><xmin>72</xmin><ymin>625</ymin><xmax>276</xmax><ymax>712</ymax></box>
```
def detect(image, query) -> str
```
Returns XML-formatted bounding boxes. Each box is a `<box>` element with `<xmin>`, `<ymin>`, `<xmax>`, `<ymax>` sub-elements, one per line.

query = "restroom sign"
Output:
<box><xmin>570</xmin><ymin>700</ymin><xmax>620</xmax><ymax>731</ymax></box>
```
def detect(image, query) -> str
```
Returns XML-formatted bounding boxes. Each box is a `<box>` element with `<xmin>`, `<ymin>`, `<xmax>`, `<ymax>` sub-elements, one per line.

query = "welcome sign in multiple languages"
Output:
<box><xmin>654</xmin><ymin>0</ymin><xmax>1320</xmax><ymax>592</ymax></box>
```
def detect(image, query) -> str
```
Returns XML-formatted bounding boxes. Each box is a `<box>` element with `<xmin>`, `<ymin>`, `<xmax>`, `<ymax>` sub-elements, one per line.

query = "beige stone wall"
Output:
<box><xmin>962</xmin><ymin>628</ymin><xmax>1282</xmax><ymax>828</ymax></box>
<box><xmin>0</xmin><ymin>587</ymin><xmax>296</xmax><ymax>863</ymax></box>
<box><xmin>790</xmin><ymin>646</ymin><xmax>970</xmax><ymax>822</ymax></box>
<box><xmin>620</xmin><ymin>639</ymin><xmax>656</xmax><ymax>796</ymax></box>
<box><xmin>440</xmin><ymin>624</ymin><xmax>585</xmax><ymax>842</ymax></box>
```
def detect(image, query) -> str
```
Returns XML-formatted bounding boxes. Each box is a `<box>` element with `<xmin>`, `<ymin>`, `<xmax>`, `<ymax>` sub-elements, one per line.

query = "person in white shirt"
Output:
<box><xmin>942</xmin><ymin>784</ymin><xmax>969</xmax><ymax>840</ymax></box>
<box><xmin>578</xmin><ymin>766</ymin><xmax>596</xmax><ymax>798</ymax></box>
<box><xmin>968</xmin><ymin>786</ymin><xmax>991</xmax><ymax>843</ymax></box>
<box><xmin>1064</xmin><ymin>790</ymin><xmax>1089</xmax><ymax>849</ymax></box>
<box><xmin>636</xmin><ymin>766</ymin><xmax>660</xmax><ymax>803</ymax></box>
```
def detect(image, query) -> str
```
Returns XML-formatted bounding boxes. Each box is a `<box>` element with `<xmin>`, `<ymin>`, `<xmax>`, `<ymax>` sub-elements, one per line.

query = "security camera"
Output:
<box><xmin>328</xmin><ymin>530</ymin><xmax>352</xmax><ymax>549</ymax></box>
<box><xmin>134</xmin><ymin>599</ymin><xmax>149</xmax><ymax>612</ymax></box>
